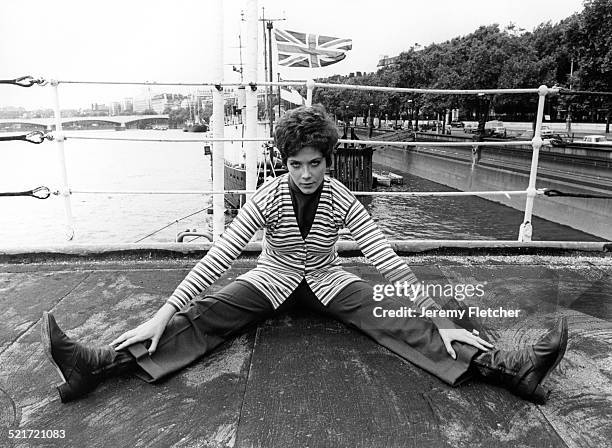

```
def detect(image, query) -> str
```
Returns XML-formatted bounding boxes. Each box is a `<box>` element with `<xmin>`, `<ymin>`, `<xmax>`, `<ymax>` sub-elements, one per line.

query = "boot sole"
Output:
<box><xmin>40</xmin><ymin>312</ymin><xmax>68</xmax><ymax>385</ymax></box>
<box><xmin>531</xmin><ymin>384</ymin><xmax>550</xmax><ymax>404</ymax></box>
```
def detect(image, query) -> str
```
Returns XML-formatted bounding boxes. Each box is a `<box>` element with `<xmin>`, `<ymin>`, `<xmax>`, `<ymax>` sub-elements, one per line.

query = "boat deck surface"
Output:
<box><xmin>1</xmin><ymin>252</ymin><xmax>611</xmax><ymax>447</ymax></box>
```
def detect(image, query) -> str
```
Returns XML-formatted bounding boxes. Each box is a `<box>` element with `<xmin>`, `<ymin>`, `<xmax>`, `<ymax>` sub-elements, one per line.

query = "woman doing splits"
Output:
<box><xmin>42</xmin><ymin>105</ymin><xmax>568</xmax><ymax>404</ymax></box>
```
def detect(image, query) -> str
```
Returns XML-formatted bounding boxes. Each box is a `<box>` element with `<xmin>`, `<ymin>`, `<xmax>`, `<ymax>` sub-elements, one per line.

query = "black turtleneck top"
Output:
<box><xmin>288</xmin><ymin>176</ymin><xmax>324</xmax><ymax>239</ymax></box>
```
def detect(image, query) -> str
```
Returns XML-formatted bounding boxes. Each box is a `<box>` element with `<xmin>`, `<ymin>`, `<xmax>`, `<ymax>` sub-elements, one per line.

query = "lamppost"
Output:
<box><xmin>368</xmin><ymin>103</ymin><xmax>374</xmax><ymax>137</ymax></box>
<box><xmin>477</xmin><ymin>92</ymin><xmax>486</xmax><ymax>137</ymax></box>
<box><xmin>344</xmin><ymin>105</ymin><xmax>349</xmax><ymax>128</ymax></box>
<box><xmin>566</xmin><ymin>57</ymin><xmax>574</xmax><ymax>134</ymax></box>
<box><xmin>406</xmin><ymin>99</ymin><xmax>418</xmax><ymax>131</ymax></box>
<box><xmin>406</xmin><ymin>99</ymin><xmax>413</xmax><ymax>130</ymax></box>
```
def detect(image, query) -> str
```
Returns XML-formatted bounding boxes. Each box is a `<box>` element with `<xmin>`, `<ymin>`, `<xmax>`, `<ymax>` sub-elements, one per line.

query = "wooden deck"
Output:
<box><xmin>0</xmin><ymin>252</ymin><xmax>610</xmax><ymax>447</ymax></box>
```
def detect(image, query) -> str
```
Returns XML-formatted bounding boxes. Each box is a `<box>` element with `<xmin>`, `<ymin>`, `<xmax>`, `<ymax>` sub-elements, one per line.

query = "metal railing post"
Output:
<box><xmin>50</xmin><ymin>80</ymin><xmax>75</xmax><ymax>240</ymax></box>
<box><xmin>245</xmin><ymin>0</ymin><xmax>258</xmax><ymax>197</ymax></box>
<box><xmin>211</xmin><ymin>0</ymin><xmax>225</xmax><ymax>240</ymax></box>
<box><xmin>518</xmin><ymin>85</ymin><xmax>548</xmax><ymax>242</ymax></box>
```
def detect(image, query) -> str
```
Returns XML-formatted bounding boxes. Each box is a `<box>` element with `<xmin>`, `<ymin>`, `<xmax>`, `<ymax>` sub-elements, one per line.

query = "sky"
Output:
<box><xmin>0</xmin><ymin>0</ymin><xmax>585</xmax><ymax>110</ymax></box>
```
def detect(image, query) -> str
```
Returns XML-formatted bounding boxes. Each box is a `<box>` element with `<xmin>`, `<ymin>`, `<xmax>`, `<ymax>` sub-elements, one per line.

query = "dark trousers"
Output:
<box><xmin>127</xmin><ymin>279</ymin><xmax>477</xmax><ymax>386</ymax></box>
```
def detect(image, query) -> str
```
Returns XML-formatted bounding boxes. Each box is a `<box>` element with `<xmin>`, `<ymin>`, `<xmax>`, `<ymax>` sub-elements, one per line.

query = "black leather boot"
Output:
<box><xmin>471</xmin><ymin>317</ymin><xmax>568</xmax><ymax>404</ymax></box>
<box><xmin>41</xmin><ymin>311</ymin><xmax>137</xmax><ymax>403</ymax></box>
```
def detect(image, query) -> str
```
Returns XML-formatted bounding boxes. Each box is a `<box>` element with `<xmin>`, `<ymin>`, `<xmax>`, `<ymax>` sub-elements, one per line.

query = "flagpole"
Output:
<box><xmin>261</xmin><ymin>7</ymin><xmax>268</xmax><ymax>125</ymax></box>
<box><xmin>306</xmin><ymin>48</ymin><xmax>317</xmax><ymax>106</ymax></box>
<box><xmin>306</xmin><ymin>78</ymin><xmax>314</xmax><ymax>106</ymax></box>
<box><xmin>267</xmin><ymin>20</ymin><xmax>274</xmax><ymax>136</ymax></box>
<box><xmin>277</xmin><ymin>72</ymin><xmax>282</xmax><ymax>116</ymax></box>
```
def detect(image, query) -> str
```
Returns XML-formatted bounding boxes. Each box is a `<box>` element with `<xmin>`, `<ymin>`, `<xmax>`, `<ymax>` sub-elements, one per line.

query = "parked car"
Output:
<box><xmin>582</xmin><ymin>135</ymin><xmax>608</xmax><ymax>143</ymax></box>
<box><xmin>485</xmin><ymin>120</ymin><xmax>506</xmax><ymax>137</ymax></box>
<box><xmin>463</xmin><ymin>123</ymin><xmax>478</xmax><ymax>133</ymax></box>
<box><xmin>419</xmin><ymin>122</ymin><xmax>436</xmax><ymax>131</ymax></box>
<box><xmin>540</xmin><ymin>125</ymin><xmax>554</xmax><ymax>137</ymax></box>
<box><xmin>548</xmin><ymin>132</ymin><xmax>572</xmax><ymax>146</ymax></box>
<box><xmin>450</xmin><ymin>120</ymin><xmax>464</xmax><ymax>128</ymax></box>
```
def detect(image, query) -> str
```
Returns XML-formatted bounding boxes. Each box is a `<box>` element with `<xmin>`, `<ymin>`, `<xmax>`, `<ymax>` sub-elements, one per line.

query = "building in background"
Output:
<box><xmin>151</xmin><ymin>93</ymin><xmax>182</xmax><ymax>114</ymax></box>
<box><xmin>132</xmin><ymin>90</ymin><xmax>151</xmax><ymax>114</ymax></box>
<box><xmin>121</xmin><ymin>98</ymin><xmax>133</xmax><ymax>114</ymax></box>
<box><xmin>110</xmin><ymin>102</ymin><xmax>122</xmax><ymax>116</ymax></box>
<box><xmin>377</xmin><ymin>55</ymin><xmax>401</xmax><ymax>68</ymax></box>
<box><xmin>90</xmin><ymin>103</ymin><xmax>110</xmax><ymax>116</ymax></box>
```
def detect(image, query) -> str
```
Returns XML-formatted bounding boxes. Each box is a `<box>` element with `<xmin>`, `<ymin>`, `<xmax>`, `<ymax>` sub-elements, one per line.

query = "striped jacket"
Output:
<box><xmin>167</xmin><ymin>174</ymin><xmax>437</xmax><ymax>311</ymax></box>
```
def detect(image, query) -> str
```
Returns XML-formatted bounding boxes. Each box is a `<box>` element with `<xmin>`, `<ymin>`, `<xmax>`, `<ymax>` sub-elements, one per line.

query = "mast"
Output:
<box><xmin>211</xmin><ymin>0</ymin><xmax>225</xmax><ymax>239</ymax></box>
<box><xmin>244</xmin><ymin>0</ymin><xmax>259</xmax><ymax>195</ymax></box>
<box><xmin>238</xmin><ymin>34</ymin><xmax>244</xmax><ymax>82</ymax></box>
<box><xmin>267</xmin><ymin>21</ymin><xmax>274</xmax><ymax>136</ymax></box>
<box><xmin>261</xmin><ymin>7</ymin><xmax>268</xmax><ymax>124</ymax></box>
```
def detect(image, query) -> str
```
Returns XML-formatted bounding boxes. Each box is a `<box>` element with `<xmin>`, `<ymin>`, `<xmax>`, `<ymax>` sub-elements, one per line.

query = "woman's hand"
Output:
<box><xmin>110</xmin><ymin>303</ymin><xmax>176</xmax><ymax>355</ymax></box>
<box><xmin>436</xmin><ymin>327</ymin><xmax>494</xmax><ymax>359</ymax></box>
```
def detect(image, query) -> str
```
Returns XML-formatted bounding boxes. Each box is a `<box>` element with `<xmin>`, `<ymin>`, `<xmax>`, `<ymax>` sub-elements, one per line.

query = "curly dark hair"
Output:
<box><xmin>274</xmin><ymin>104</ymin><xmax>337</xmax><ymax>166</ymax></box>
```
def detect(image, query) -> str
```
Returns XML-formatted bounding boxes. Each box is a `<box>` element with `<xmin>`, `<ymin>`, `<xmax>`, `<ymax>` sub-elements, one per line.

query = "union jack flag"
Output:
<box><xmin>274</xmin><ymin>29</ymin><xmax>352</xmax><ymax>68</ymax></box>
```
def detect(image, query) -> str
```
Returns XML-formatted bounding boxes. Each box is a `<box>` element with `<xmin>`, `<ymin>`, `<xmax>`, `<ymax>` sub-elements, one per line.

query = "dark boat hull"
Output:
<box><xmin>224</xmin><ymin>163</ymin><xmax>247</xmax><ymax>210</ymax></box>
<box><xmin>224</xmin><ymin>162</ymin><xmax>286</xmax><ymax>211</ymax></box>
<box><xmin>183</xmin><ymin>124</ymin><xmax>209</xmax><ymax>133</ymax></box>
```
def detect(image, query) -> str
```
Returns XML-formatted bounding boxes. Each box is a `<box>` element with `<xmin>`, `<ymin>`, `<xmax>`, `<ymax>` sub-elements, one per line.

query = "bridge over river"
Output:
<box><xmin>0</xmin><ymin>115</ymin><xmax>169</xmax><ymax>131</ymax></box>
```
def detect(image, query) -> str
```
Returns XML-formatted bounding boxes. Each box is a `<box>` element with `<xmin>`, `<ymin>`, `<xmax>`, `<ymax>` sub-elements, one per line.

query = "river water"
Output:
<box><xmin>0</xmin><ymin>129</ymin><xmax>602</xmax><ymax>247</ymax></box>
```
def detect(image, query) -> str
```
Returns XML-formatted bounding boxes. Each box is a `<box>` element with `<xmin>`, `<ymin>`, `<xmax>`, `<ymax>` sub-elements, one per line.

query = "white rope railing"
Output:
<box><xmin>55</xmin><ymin>80</ymin><xmax>244</xmax><ymax>87</ymax></box>
<box><xmin>339</xmin><ymin>139</ymin><xmax>540</xmax><ymax>147</ymax></box>
<box><xmin>51</xmin><ymin>80</ymin><xmax>306</xmax><ymax>88</ymax></box>
<box><xmin>59</xmin><ymin>135</ymin><xmax>542</xmax><ymax>147</ymax></box>
<box><xmin>41</xmin><ymin>78</ymin><xmax>561</xmax><ymax>97</ymax></box>
<box><xmin>64</xmin><ymin>135</ymin><xmax>271</xmax><ymax>143</ymax></box>
<box><xmin>313</xmin><ymin>83</ymin><xmax>555</xmax><ymax>95</ymax></box>
<box><xmin>62</xmin><ymin>188</ymin><xmax>543</xmax><ymax>197</ymax></box>
<box><xmin>339</xmin><ymin>190</ymin><xmax>535</xmax><ymax>197</ymax></box>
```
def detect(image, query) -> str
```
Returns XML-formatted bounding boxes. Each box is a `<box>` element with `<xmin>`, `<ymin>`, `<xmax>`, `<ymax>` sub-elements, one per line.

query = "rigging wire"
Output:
<box><xmin>133</xmin><ymin>205</ymin><xmax>212</xmax><ymax>243</ymax></box>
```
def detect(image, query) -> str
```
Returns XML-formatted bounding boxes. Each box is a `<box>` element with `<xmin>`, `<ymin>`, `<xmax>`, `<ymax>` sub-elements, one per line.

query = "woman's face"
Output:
<box><xmin>286</xmin><ymin>146</ymin><xmax>327</xmax><ymax>194</ymax></box>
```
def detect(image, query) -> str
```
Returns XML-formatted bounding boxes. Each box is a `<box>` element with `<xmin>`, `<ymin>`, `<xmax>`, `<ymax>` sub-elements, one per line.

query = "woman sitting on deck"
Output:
<box><xmin>42</xmin><ymin>105</ymin><xmax>568</xmax><ymax>404</ymax></box>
